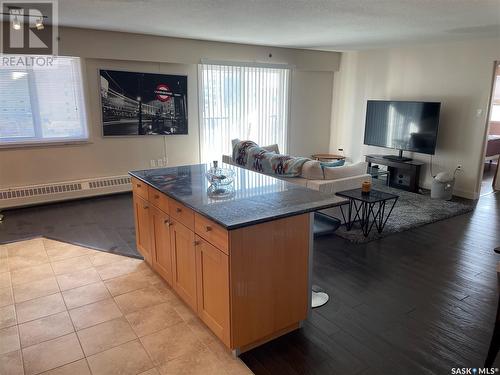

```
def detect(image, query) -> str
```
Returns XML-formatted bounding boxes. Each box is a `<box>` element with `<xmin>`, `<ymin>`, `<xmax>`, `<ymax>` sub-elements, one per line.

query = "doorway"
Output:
<box><xmin>480</xmin><ymin>61</ymin><xmax>500</xmax><ymax>196</ymax></box>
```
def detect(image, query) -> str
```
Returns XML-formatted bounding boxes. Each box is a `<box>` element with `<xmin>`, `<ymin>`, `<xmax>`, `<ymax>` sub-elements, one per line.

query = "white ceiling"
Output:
<box><xmin>58</xmin><ymin>0</ymin><xmax>500</xmax><ymax>50</ymax></box>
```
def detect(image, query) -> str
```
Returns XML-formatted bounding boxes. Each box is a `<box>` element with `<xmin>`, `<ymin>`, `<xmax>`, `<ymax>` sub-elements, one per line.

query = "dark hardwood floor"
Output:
<box><xmin>0</xmin><ymin>193</ymin><xmax>139</xmax><ymax>258</ymax></box>
<box><xmin>242</xmin><ymin>191</ymin><xmax>500</xmax><ymax>374</ymax></box>
<box><xmin>482</xmin><ymin>161</ymin><xmax>498</xmax><ymax>196</ymax></box>
<box><xmin>0</xmin><ymin>190</ymin><xmax>499</xmax><ymax>374</ymax></box>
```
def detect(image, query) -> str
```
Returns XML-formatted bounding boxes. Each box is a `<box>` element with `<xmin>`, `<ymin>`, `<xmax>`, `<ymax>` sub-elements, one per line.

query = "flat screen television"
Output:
<box><xmin>99</xmin><ymin>69</ymin><xmax>188</xmax><ymax>136</ymax></box>
<box><xmin>364</xmin><ymin>100</ymin><xmax>441</xmax><ymax>161</ymax></box>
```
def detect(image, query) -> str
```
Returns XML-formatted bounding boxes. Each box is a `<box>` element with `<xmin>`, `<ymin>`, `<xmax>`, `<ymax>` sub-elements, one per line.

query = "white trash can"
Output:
<box><xmin>431</xmin><ymin>172</ymin><xmax>455</xmax><ymax>200</ymax></box>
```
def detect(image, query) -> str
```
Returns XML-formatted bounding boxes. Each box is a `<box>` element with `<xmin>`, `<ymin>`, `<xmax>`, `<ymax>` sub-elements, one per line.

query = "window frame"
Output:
<box><xmin>489</xmin><ymin>74</ymin><xmax>500</xmax><ymax>123</ymax></box>
<box><xmin>0</xmin><ymin>56</ymin><xmax>91</xmax><ymax>149</ymax></box>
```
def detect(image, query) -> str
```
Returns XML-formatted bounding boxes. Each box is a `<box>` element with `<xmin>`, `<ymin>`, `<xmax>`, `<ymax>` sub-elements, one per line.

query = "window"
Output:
<box><xmin>491</xmin><ymin>75</ymin><xmax>500</xmax><ymax>122</ymax></box>
<box><xmin>199</xmin><ymin>62</ymin><xmax>290</xmax><ymax>162</ymax></box>
<box><xmin>0</xmin><ymin>56</ymin><xmax>88</xmax><ymax>146</ymax></box>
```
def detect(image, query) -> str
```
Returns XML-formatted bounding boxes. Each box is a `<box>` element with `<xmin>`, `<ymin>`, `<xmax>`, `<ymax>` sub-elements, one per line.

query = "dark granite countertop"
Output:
<box><xmin>129</xmin><ymin>163</ymin><xmax>346</xmax><ymax>230</ymax></box>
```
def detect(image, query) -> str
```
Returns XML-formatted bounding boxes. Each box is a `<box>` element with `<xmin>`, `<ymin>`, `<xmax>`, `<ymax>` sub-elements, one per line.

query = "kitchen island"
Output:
<box><xmin>129</xmin><ymin>163</ymin><xmax>345</xmax><ymax>354</ymax></box>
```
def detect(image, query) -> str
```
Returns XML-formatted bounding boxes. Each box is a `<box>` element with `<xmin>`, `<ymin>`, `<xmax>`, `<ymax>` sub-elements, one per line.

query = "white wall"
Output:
<box><xmin>330</xmin><ymin>37</ymin><xmax>500</xmax><ymax>199</ymax></box>
<box><xmin>289</xmin><ymin>70</ymin><xmax>334</xmax><ymax>157</ymax></box>
<box><xmin>0</xmin><ymin>27</ymin><xmax>339</xmax><ymax>189</ymax></box>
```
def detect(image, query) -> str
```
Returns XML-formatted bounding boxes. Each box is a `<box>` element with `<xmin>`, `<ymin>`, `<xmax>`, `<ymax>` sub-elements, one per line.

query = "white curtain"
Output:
<box><xmin>199</xmin><ymin>62</ymin><xmax>290</xmax><ymax>163</ymax></box>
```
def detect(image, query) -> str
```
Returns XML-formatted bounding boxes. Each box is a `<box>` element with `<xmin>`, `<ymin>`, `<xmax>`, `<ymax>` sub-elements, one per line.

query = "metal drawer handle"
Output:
<box><xmin>193</xmin><ymin>240</ymin><xmax>200</xmax><ymax>246</ymax></box>
<box><xmin>136</xmin><ymin>184</ymin><xmax>142</xmax><ymax>188</ymax></box>
<box><xmin>143</xmin><ymin>205</ymin><xmax>149</xmax><ymax>210</ymax></box>
<box><xmin>164</xmin><ymin>219</ymin><xmax>171</xmax><ymax>226</ymax></box>
<box><xmin>205</xmin><ymin>226</ymin><xmax>212</xmax><ymax>232</ymax></box>
<box><xmin>176</xmin><ymin>208</ymin><xmax>182</xmax><ymax>213</ymax></box>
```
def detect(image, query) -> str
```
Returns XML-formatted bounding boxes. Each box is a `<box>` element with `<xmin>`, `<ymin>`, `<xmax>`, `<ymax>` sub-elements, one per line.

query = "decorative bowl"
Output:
<box><xmin>205</xmin><ymin>168</ymin><xmax>235</xmax><ymax>187</ymax></box>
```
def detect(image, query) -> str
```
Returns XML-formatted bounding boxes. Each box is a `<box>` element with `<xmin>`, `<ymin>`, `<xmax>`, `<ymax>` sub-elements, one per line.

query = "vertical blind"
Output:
<box><xmin>199</xmin><ymin>62</ymin><xmax>290</xmax><ymax>163</ymax></box>
<box><xmin>0</xmin><ymin>56</ymin><xmax>88</xmax><ymax>146</ymax></box>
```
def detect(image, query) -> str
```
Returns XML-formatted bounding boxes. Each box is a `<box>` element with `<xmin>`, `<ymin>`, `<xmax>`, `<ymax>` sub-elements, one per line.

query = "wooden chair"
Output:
<box><xmin>485</xmin><ymin>247</ymin><xmax>500</xmax><ymax>367</ymax></box>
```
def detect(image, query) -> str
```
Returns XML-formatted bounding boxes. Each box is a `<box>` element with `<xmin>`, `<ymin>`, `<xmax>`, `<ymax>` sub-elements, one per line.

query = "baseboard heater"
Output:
<box><xmin>0</xmin><ymin>175</ymin><xmax>132</xmax><ymax>209</ymax></box>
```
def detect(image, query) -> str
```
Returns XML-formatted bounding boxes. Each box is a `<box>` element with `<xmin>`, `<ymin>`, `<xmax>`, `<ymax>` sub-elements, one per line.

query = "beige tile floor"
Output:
<box><xmin>0</xmin><ymin>238</ymin><xmax>253</xmax><ymax>375</ymax></box>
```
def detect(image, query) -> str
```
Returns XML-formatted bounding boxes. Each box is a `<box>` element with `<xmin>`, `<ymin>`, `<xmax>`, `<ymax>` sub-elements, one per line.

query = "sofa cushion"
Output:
<box><xmin>266</xmin><ymin>154</ymin><xmax>308</xmax><ymax>177</ymax></box>
<box><xmin>300</xmin><ymin>160</ymin><xmax>324</xmax><ymax>180</ymax></box>
<box><xmin>233</xmin><ymin>140</ymin><xmax>306</xmax><ymax>177</ymax></box>
<box><xmin>323</xmin><ymin>162</ymin><xmax>368</xmax><ymax>180</ymax></box>
<box><xmin>231</xmin><ymin>138</ymin><xmax>241</xmax><ymax>148</ymax></box>
<box><xmin>261</xmin><ymin>143</ymin><xmax>280</xmax><ymax>154</ymax></box>
<box><xmin>232</xmin><ymin>140</ymin><xmax>259</xmax><ymax>166</ymax></box>
<box><xmin>231</xmin><ymin>139</ymin><xmax>280</xmax><ymax>154</ymax></box>
<box><xmin>246</xmin><ymin>145</ymin><xmax>272</xmax><ymax>172</ymax></box>
<box><xmin>320</xmin><ymin>159</ymin><xmax>345</xmax><ymax>168</ymax></box>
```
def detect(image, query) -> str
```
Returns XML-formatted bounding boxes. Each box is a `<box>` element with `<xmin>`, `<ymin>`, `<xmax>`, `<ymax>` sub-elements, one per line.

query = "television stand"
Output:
<box><xmin>366</xmin><ymin>154</ymin><xmax>424</xmax><ymax>193</ymax></box>
<box><xmin>382</xmin><ymin>150</ymin><xmax>412</xmax><ymax>162</ymax></box>
<box><xmin>383</xmin><ymin>155</ymin><xmax>413</xmax><ymax>162</ymax></box>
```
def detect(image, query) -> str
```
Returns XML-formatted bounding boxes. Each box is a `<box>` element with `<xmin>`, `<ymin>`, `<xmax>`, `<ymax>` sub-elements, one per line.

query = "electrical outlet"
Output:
<box><xmin>456</xmin><ymin>164</ymin><xmax>462</xmax><ymax>172</ymax></box>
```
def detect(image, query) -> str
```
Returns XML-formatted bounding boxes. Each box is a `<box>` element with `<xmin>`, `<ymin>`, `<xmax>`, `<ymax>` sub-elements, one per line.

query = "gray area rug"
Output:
<box><xmin>334</xmin><ymin>183</ymin><xmax>476</xmax><ymax>243</ymax></box>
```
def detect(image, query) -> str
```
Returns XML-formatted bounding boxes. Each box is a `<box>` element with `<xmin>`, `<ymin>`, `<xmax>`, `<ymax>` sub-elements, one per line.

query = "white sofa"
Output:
<box><xmin>222</xmin><ymin>151</ymin><xmax>371</xmax><ymax>195</ymax></box>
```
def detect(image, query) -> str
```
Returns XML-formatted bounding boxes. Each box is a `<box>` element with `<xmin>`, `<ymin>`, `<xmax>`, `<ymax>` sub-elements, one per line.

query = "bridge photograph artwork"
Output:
<box><xmin>99</xmin><ymin>69</ymin><xmax>188</xmax><ymax>136</ymax></box>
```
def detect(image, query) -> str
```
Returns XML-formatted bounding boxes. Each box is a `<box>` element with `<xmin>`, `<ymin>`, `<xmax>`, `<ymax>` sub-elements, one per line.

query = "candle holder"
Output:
<box><xmin>361</xmin><ymin>180</ymin><xmax>372</xmax><ymax>195</ymax></box>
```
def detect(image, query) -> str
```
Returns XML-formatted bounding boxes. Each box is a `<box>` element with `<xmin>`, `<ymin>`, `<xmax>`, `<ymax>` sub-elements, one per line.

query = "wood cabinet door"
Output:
<box><xmin>149</xmin><ymin>205</ymin><xmax>173</xmax><ymax>285</ymax></box>
<box><xmin>195</xmin><ymin>237</ymin><xmax>230</xmax><ymax>347</ymax></box>
<box><xmin>133</xmin><ymin>193</ymin><xmax>152</xmax><ymax>264</ymax></box>
<box><xmin>170</xmin><ymin>219</ymin><xmax>197</xmax><ymax>310</ymax></box>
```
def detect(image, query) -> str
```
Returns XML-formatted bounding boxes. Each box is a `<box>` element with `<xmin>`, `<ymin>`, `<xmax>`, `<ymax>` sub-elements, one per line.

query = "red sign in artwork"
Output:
<box><xmin>155</xmin><ymin>84</ymin><xmax>172</xmax><ymax>102</ymax></box>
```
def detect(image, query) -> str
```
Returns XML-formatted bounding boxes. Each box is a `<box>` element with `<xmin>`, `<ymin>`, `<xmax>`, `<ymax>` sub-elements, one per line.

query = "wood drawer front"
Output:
<box><xmin>169</xmin><ymin>199</ymin><xmax>194</xmax><ymax>230</ymax></box>
<box><xmin>131</xmin><ymin>177</ymin><xmax>148</xmax><ymax>199</ymax></box>
<box><xmin>194</xmin><ymin>214</ymin><xmax>228</xmax><ymax>255</ymax></box>
<box><xmin>148</xmin><ymin>186</ymin><xmax>169</xmax><ymax>213</ymax></box>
